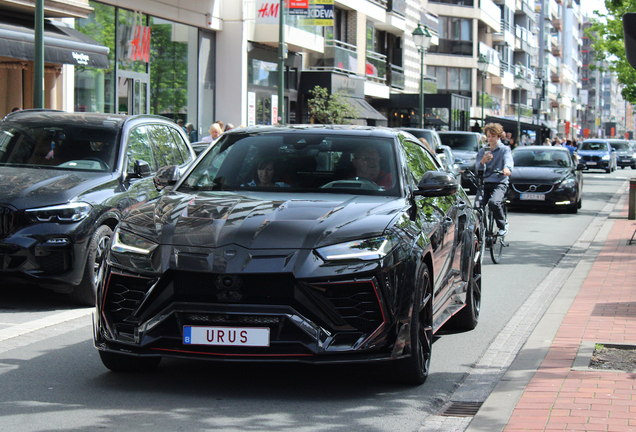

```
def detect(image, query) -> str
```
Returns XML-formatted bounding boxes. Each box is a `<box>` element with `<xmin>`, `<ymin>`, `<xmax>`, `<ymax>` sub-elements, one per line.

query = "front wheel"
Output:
<box><xmin>490</xmin><ymin>236</ymin><xmax>504</xmax><ymax>263</ymax></box>
<box><xmin>390</xmin><ymin>267</ymin><xmax>432</xmax><ymax>385</ymax></box>
<box><xmin>69</xmin><ymin>225</ymin><xmax>113</xmax><ymax>306</ymax></box>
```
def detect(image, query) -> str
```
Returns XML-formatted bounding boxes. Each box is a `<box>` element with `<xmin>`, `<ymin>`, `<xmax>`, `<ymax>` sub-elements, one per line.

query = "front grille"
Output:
<box><xmin>581</xmin><ymin>155</ymin><xmax>601</xmax><ymax>162</ymax></box>
<box><xmin>512</xmin><ymin>183</ymin><xmax>554</xmax><ymax>194</ymax></box>
<box><xmin>105</xmin><ymin>272</ymin><xmax>156</xmax><ymax>321</ymax></box>
<box><xmin>0</xmin><ymin>206</ymin><xmax>16</xmax><ymax>238</ymax></box>
<box><xmin>185</xmin><ymin>314</ymin><xmax>281</xmax><ymax>325</ymax></box>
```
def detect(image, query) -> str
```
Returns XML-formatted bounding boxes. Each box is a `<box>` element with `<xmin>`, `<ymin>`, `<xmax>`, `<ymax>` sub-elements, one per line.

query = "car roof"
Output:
<box><xmin>222</xmin><ymin>124</ymin><xmax>404</xmax><ymax>139</ymax></box>
<box><xmin>582</xmin><ymin>138</ymin><xmax>609</xmax><ymax>143</ymax></box>
<box><xmin>437</xmin><ymin>131</ymin><xmax>479</xmax><ymax>135</ymax></box>
<box><xmin>1</xmin><ymin>109</ymin><xmax>180</xmax><ymax>129</ymax></box>
<box><xmin>514</xmin><ymin>146</ymin><xmax>569</xmax><ymax>152</ymax></box>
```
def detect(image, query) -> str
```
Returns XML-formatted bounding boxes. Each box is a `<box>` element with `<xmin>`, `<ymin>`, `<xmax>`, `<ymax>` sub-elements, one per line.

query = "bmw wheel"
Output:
<box><xmin>69</xmin><ymin>225</ymin><xmax>112</xmax><ymax>306</ymax></box>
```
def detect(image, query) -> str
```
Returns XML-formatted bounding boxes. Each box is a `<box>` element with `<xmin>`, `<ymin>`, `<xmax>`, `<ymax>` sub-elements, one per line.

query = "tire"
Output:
<box><xmin>69</xmin><ymin>225</ymin><xmax>113</xmax><ymax>306</ymax></box>
<box><xmin>577</xmin><ymin>197</ymin><xmax>582</xmax><ymax>209</ymax></box>
<box><xmin>99</xmin><ymin>350</ymin><xmax>161</xmax><ymax>372</ymax></box>
<box><xmin>453</xmin><ymin>235</ymin><xmax>481</xmax><ymax>330</ymax></box>
<box><xmin>490</xmin><ymin>236</ymin><xmax>503</xmax><ymax>263</ymax></box>
<box><xmin>391</xmin><ymin>266</ymin><xmax>432</xmax><ymax>385</ymax></box>
<box><xmin>606</xmin><ymin>167</ymin><xmax>611</xmax><ymax>173</ymax></box>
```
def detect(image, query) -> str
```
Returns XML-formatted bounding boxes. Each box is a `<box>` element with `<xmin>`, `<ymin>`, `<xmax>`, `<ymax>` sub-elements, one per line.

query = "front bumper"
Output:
<box><xmin>95</xmin><ymin>263</ymin><xmax>409</xmax><ymax>363</ymax></box>
<box><xmin>506</xmin><ymin>184</ymin><xmax>577</xmax><ymax>209</ymax></box>
<box><xmin>0</xmin><ymin>221</ymin><xmax>90</xmax><ymax>290</ymax></box>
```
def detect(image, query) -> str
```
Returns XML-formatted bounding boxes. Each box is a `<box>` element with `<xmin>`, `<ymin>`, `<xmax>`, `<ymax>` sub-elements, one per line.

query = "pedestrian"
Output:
<box><xmin>225</xmin><ymin>123</ymin><xmax>234</xmax><ymax>132</ymax></box>
<box><xmin>11</xmin><ymin>107</ymin><xmax>21</xmax><ymax>112</ymax></box>
<box><xmin>176</xmin><ymin>118</ymin><xmax>187</xmax><ymax>133</ymax></box>
<box><xmin>544</xmin><ymin>138</ymin><xmax>551</xmax><ymax>146</ymax></box>
<box><xmin>214</xmin><ymin>120</ymin><xmax>224</xmax><ymax>131</ymax></box>
<box><xmin>501</xmin><ymin>131</ymin><xmax>510</xmax><ymax>146</ymax></box>
<box><xmin>186</xmin><ymin>123</ymin><xmax>197</xmax><ymax>142</ymax></box>
<box><xmin>201</xmin><ymin>123</ymin><xmax>223</xmax><ymax>142</ymax></box>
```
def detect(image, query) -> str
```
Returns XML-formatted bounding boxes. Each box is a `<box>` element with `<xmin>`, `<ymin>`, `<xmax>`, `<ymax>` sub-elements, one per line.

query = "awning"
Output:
<box><xmin>344</xmin><ymin>97</ymin><xmax>387</xmax><ymax>121</ymax></box>
<box><xmin>0</xmin><ymin>15</ymin><xmax>110</xmax><ymax>69</ymax></box>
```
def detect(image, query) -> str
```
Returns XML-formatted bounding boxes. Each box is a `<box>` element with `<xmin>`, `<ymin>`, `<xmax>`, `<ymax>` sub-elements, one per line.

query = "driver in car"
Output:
<box><xmin>350</xmin><ymin>145</ymin><xmax>393</xmax><ymax>189</ymax></box>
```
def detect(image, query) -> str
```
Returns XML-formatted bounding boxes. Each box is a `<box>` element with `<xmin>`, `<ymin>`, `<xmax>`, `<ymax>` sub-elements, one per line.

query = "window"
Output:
<box><xmin>429</xmin><ymin>67</ymin><xmax>471</xmax><ymax>95</ymax></box>
<box><xmin>147</xmin><ymin>125</ymin><xmax>186</xmax><ymax>168</ymax></box>
<box><xmin>429</xmin><ymin>16</ymin><xmax>472</xmax><ymax>56</ymax></box>
<box><xmin>127</xmin><ymin>126</ymin><xmax>155</xmax><ymax>173</ymax></box>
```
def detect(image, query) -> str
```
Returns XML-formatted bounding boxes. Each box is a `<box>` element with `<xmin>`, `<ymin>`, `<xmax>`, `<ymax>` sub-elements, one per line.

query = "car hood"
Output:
<box><xmin>511</xmin><ymin>167</ymin><xmax>571</xmax><ymax>183</ymax></box>
<box><xmin>0</xmin><ymin>166</ymin><xmax>115</xmax><ymax>209</ymax></box>
<box><xmin>122</xmin><ymin>192</ymin><xmax>405</xmax><ymax>250</ymax></box>
<box><xmin>615</xmin><ymin>150</ymin><xmax>633</xmax><ymax>156</ymax></box>
<box><xmin>452</xmin><ymin>150</ymin><xmax>477</xmax><ymax>161</ymax></box>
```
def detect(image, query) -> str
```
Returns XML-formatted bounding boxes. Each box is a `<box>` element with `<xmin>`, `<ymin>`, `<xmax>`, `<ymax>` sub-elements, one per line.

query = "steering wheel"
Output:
<box><xmin>320</xmin><ymin>178</ymin><xmax>382</xmax><ymax>191</ymax></box>
<box><xmin>83</xmin><ymin>157</ymin><xmax>110</xmax><ymax>170</ymax></box>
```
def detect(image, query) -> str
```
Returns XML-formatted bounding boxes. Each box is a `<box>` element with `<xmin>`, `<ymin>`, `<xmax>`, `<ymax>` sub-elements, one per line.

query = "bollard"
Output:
<box><xmin>630</xmin><ymin>179</ymin><xmax>636</xmax><ymax>220</ymax></box>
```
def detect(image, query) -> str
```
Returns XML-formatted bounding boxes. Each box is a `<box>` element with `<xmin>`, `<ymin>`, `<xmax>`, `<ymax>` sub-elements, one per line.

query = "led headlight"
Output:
<box><xmin>111</xmin><ymin>227</ymin><xmax>158</xmax><ymax>255</ymax></box>
<box><xmin>557</xmin><ymin>178</ymin><xmax>576</xmax><ymax>189</ymax></box>
<box><xmin>25</xmin><ymin>202</ymin><xmax>92</xmax><ymax>223</ymax></box>
<box><xmin>316</xmin><ymin>235</ymin><xmax>396</xmax><ymax>261</ymax></box>
<box><xmin>602</xmin><ymin>155</ymin><xmax>610</xmax><ymax>160</ymax></box>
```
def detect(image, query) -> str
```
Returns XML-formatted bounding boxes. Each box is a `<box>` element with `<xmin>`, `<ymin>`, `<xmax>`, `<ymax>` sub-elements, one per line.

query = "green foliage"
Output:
<box><xmin>588</xmin><ymin>0</ymin><xmax>636</xmax><ymax>103</ymax></box>
<box><xmin>307</xmin><ymin>86</ymin><xmax>359</xmax><ymax>124</ymax></box>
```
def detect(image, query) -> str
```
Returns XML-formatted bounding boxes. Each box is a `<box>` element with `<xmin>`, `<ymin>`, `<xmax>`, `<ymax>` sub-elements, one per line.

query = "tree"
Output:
<box><xmin>587</xmin><ymin>0</ymin><xmax>636</xmax><ymax>103</ymax></box>
<box><xmin>307</xmin><ymin>86</ymin><xmax>359</xmax><ymax>124</ymax></box>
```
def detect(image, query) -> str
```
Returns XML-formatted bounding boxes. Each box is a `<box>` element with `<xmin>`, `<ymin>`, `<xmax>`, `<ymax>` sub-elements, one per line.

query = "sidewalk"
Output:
<box><xmin>471</xmin><ymin>194</ymin><xmax>636</xmax><ymax>431</ymax></box>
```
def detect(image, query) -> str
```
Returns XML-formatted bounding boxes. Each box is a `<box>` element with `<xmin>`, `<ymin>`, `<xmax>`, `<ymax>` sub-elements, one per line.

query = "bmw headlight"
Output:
<box><xmin>316</xmin><ymin>236</ymin><xmax>396</xmax><ymax>261</ymax></box>
<box><xmin>25</xmin><ymin>202</ymin><xmax>92</xmax><ymax>223</ymax></box>
<box><xmin>602</xmin><ymin>154</ymin><xmax>610</xmax><ymax>160</ymax></box>
<box><xmin>111</xmin><ymin>227</ymin><xmax>158</xmax><ymax>255</ymax></box>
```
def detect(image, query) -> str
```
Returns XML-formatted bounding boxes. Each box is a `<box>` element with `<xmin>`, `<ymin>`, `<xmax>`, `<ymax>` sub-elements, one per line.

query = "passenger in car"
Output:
<box><xmin>245</xmin><ymin>157</ymin><xmax>290</xmax><ymax>187</ymax></box>
<box><xmin>349</xmin><ymin>145</ymin><xmax>393</xmax><ymax>189</ymax></box>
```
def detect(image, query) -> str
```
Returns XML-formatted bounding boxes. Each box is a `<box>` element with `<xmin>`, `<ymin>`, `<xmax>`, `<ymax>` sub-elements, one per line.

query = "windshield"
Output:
<box><xmin>179</xmin><ymin>132</ymin><xmax>399</xmax><ymax>196</ymax></box>
<box><xmin>608</xmin><ymin>141</ymin><xmax>630</xmax><ymax>150</ymax></box>
<box><xmin>580</xmin><ymin>141</ymin><xmax>608</xmax><ymax>151</ymax></box>
<box><xmin>0</xmin><ymin>124</ymin><xmax>119</xmax><ymax>171</ymax></box>
<box><xmin>513</xmin><ymin>149</ymin><xmax>572</xmax><ymax>168</ymax></box>
<box><xmin>439</xmin><ymin>133</ymin><xmax>479</xmax><ymax>151</ymax></box>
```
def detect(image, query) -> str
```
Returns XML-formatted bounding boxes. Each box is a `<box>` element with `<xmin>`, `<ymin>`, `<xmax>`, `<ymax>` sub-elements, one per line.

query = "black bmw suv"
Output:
<box><xmin>0</xmin><ymin>110</ymin><xmax>196</xmax><ymax>305</ymax></box>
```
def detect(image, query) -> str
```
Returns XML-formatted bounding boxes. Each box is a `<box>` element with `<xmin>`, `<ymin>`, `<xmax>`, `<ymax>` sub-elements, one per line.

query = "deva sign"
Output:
<box><xmin>300</xmin><ymin>0</ymin><xmax>333</xmax><ymax>26</ymax></box>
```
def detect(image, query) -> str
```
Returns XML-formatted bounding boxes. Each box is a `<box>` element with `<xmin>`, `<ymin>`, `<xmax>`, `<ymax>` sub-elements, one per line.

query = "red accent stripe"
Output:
<box><xmin>151</xmin><ymin>347</ymin><xmax>314</xmax><ymax>357</ymax></box>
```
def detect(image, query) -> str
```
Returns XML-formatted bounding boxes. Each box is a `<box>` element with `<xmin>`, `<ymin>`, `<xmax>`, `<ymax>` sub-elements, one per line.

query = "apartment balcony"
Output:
<box><xmin>387</xmin><ymin>0</ymin><xmax>406</xmax><ymax>16</ymax></box>
<box><xmin>505</xmin><ymin>103</ymin><xmax>533</xmax><ymax>119</ymax></box>
<box><xmin>493</xmin><ymin>19</ymin><xmax>516</xmax><ymax>45</ymax></box>
<box><xmin>552</xmin><ymin>45</ymin><xmax>562</xmax><ymax>57</ymax></box>
<box><xmin>309</xmin><ymin>40</ymin><xmax>358</xmax><ymax>74</ymax></box>
<box><xmin>555</xmin><ymin>0</ymin><xmax>562</xmax><ymax>4</ymax></box>
<box><xmin>369</xmin><ymin>0</ymin><xmax>388</xmax><ymax>7</ymax></box>
<box><xmin>552</xmin><ymin>18</ymin><xmax>562</xmax><ymax>31</ymax></box>
<box><xmin>551</xmin><ymin>71</ymin><xmax>561</xmax><ymax>83</ymax></box>
<box><xmin>560</xmin><ymin>65</ymin><xmax>574</xmax><ymax>83</ymax></box>
<box><xmin>389</xmin><ymin>64</ymin><xmax>405</xmax><ymax>90</ymax></box>
<box><xmin>366</xmin><ymin>50</ymin><xmax>387</xmax><ymax>84</ymax></box>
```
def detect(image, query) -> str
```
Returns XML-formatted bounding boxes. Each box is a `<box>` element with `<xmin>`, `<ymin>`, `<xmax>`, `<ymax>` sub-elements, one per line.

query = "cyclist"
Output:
<box><xmin>476</xmin><ymin>123</ymin><xmax>514</xmax><ymax>236</ymax></box>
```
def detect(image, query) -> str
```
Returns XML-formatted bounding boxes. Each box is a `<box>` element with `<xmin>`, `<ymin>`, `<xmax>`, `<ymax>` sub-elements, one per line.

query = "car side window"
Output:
<box><xmin>147</xmin><ymin>125</ymin><xmax>183</xmax><ymax>168</ymax></box>
<box><xmin>402</xmin><ymin>139</ymin><xmax>437</xmax><ymax>181</ymax></box>
<box><xmin>127</xmin><ymin>126</ymin><xmax>156</xmax><ymax>173</ymax></box>
<box><xmin>168</xmin><ymin>127</ymin><xmax>191</xmax><ymax>164</ymax></box>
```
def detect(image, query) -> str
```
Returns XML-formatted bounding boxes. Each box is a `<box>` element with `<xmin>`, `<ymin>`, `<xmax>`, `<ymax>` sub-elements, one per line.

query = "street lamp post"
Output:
<box><xmin>412</xmin><ymin>23</ymin><xmax>432</xmax><ymax>129</ymax></box>
<box><xmin>478</xmin><ymin>54</ymin><xmax>489</xmax><ymax>130</ymax></box>
<box><xmin>515</xmin><ymin>71</ymin><xmax>525</xmax><ymax>145</ymax></box>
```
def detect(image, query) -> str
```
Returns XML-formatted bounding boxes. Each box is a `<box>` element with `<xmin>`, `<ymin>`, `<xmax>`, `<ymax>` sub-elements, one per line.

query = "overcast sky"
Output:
<box><xmin>580</xmin><ymin>0</ymin><xmax>608</xmax><ymax>18</ymax></box>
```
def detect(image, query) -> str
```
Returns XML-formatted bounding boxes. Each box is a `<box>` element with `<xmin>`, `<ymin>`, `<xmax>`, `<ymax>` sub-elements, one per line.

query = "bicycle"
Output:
<box><xmin>462</xmin><ymin>169</ymin><xmax>509</xmax><ymax>264</ymax></box>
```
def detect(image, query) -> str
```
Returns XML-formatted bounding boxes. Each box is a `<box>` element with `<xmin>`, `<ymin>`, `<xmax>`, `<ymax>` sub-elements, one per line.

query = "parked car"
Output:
<box><xmin>93</xmin><ymin>125</ymin><xmax>482</xmax><ymax>385</ymax></box>
<box><xmin>0</xmin><ymin>110</ymin><xmax>196</xmax><ymax>305</ymax></box>
<box><xmin>577</xmin><ymin>139</ymin><xmax>617</xmax><ymax>173</ymax></box>
<box><xmin>437</xmin><ymin>131</ymin><xmax>482</xmax><ymax>192</ymax></box>
<box><xmin>506</xmin><ymin>146</ymin><xmax>584</xmax><ymax>213</ymax></box>
<box><xmin>436</xmin><ymin>145</ymin><xmax>461</xmax><ymax>179</ymax></box>
<box><xmin>606</xmin><ymin>139</ymin><xmax>636</xmax><ymax>169</ymax></box>
<box><xmin>396</xmin><ymin>127</ymin><xmax>442</xmax><ymax>152</ymax></box>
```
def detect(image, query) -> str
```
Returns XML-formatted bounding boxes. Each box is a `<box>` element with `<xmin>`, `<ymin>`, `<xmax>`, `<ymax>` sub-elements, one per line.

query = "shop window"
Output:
<box><xmin>74</xmin><ymin>1</ymin><xmax>116</xmax><ymax>113</ymax></box>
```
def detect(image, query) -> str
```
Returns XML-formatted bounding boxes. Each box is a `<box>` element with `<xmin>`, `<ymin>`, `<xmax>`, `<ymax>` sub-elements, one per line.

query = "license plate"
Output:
<box><xmin>183</xmin><ymin>326</ymin><xmax>270</xmax><ymax>347</ymax></box>
<box><xmin>586</xmin><ymin>161</ymin><xmax>597</xmax><ymax>165</ymax></box>
<box><xmin>520</xmin><ymin>193</ymin><xmax>545</xmax><ymax>201</ymax></box>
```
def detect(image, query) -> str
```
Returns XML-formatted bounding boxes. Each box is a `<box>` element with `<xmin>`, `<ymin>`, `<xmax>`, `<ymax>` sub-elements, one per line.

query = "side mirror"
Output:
<box><xmin>624</xmin><ymin>13</ymin><xmax>636</xmax><ymax>69</ymax></box>
<box><xmin>154</xmin><ymin>165</ymin><xmax>180</xmax><ymax>191</ymax></box>
<box><xmin>134</xmin><ymin>160</ymin><xmax>152</xmax><ymax>178</ymax></box>
<box><xmin>415</xmin><ymin>171</ymin><xmax>459</xmax><ymax>197</ymax></box>
<box><xmin>576</xmin><ymin>163</ymin><xmax>586</xmax><ymax>171</ymax></box>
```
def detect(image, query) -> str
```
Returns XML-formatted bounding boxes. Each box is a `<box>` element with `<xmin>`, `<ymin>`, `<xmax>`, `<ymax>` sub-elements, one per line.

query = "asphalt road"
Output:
<box><xmin>0</xmin><ymin>169</ymin><xmax>629</xmax><ymax>432</ymax></box>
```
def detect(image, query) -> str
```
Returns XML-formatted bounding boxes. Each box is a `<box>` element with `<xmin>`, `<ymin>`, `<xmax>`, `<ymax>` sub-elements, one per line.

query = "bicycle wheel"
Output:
<box><xmin>489</xmin><ymin>208</ymin><xmax>503</xmax><ymax>264</ymax></box>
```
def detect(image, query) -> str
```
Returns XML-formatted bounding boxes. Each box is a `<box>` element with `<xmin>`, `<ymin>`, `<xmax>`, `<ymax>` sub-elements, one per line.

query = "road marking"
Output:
<box><xmin>0</xmin><ymin>309</ymin><xmax>92</xmax><ymax>342</ymax></box>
